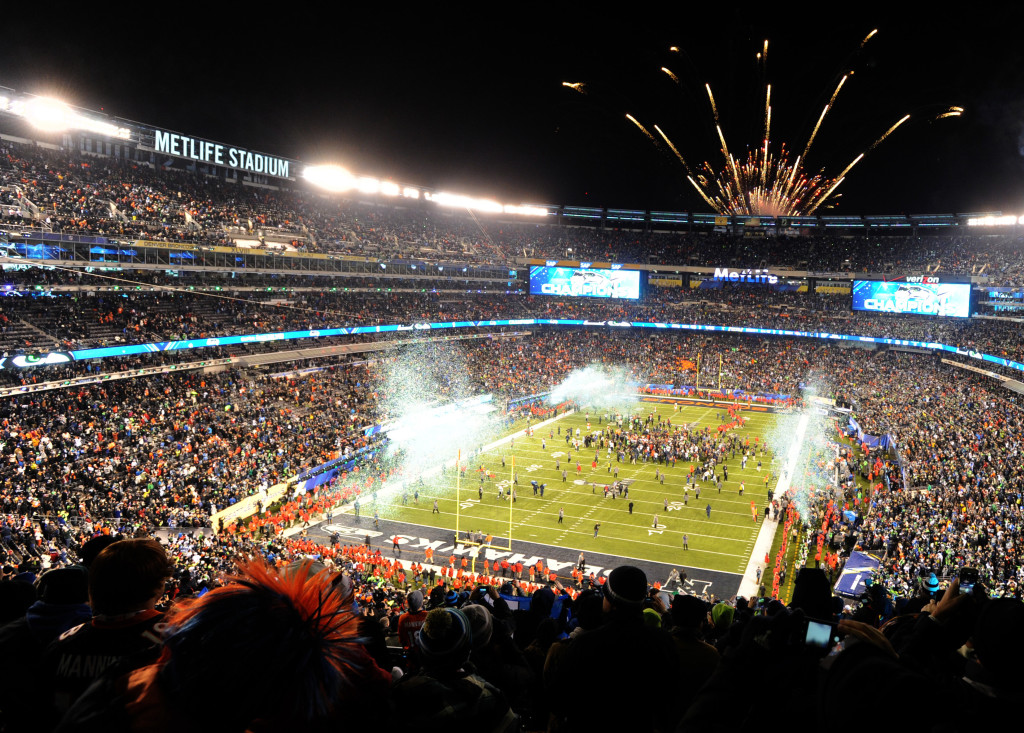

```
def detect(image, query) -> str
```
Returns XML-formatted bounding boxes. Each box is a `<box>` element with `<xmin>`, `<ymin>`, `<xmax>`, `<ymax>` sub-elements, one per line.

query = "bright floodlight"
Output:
<box><xmin>967</xmin><ymin>215</ymin><xmax>1020</xmax><ymax>227</ymax></box>
<box><xmin>428</xmin><ymin>191</ymin><xmax>503</xmax><ymax>213</ymax></box>
<box><xmin>503</xmin><ymin>204</ymin><xmax>547</xmax><ymax>217</ymax></box>
<box><xmin>303</xmin><ymin>165</ymin><xmax>356</xmax><ymax>192</ymax></box>
<box><xmin>24</xmin><ymin>97</ymin><xmax>72</xmax><ymax>133</ymax></box>
<box><xmin>356</xmin><ymin>177</ymin><xmax>380</xmax><ymax>194</ymax></box>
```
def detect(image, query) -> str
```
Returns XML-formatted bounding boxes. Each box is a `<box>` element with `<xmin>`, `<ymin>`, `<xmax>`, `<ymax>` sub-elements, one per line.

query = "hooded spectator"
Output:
<box><xmin>545</xmin><ymin>565</ymin><xmax>682</xmax><ymax>731</ymax></box>
<box><xmin>393</xmin><ymin>607</ymin><xmax>518</xmax><ymax>731</ymax></box>
<box><xmin>57</xmin><ymin>559</ymin><xmax>391</xmax><ymax>733</ymax></box>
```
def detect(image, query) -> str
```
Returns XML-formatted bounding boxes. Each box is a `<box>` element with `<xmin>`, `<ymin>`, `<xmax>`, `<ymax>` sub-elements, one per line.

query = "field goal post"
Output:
<box><xmin>453</xmin><ymin>449</ymin><xmax>515</xmax><ymax>557</ymax></box>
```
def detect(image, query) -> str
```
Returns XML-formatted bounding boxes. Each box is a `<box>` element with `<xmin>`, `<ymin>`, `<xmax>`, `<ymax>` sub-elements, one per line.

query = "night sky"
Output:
<box><xmin>4</xmin><ymin>9</ymin><xmax>1024</xmax><ymax>216</ymax></box>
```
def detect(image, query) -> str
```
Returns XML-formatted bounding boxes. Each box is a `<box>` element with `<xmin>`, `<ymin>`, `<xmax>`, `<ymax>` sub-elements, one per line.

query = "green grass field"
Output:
<box><xmin>374</xmin><ymin>401</ymin><xmax>782</xmax><ymax>574</ymax></box>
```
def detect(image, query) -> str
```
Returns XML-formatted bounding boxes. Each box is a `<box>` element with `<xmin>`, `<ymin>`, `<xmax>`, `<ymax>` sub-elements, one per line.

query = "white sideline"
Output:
<box><xmin>737</xmin><ymin>412</ymin><xmax>809</xmax><ymax>599</ymax></box>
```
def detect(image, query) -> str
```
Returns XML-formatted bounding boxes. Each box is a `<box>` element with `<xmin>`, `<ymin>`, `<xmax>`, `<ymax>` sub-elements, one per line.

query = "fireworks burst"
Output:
<box><xmin>599</xmin><ymin>30</ymin><xmax>962</xmax><ymax>216</ymax></box>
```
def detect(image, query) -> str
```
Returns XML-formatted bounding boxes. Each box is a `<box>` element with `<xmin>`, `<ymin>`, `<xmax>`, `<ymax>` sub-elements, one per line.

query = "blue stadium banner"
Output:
<box><xmin>5</xmin><ymin>319</ymin><xmax>1024</xmax><ymax>381</ymax></box>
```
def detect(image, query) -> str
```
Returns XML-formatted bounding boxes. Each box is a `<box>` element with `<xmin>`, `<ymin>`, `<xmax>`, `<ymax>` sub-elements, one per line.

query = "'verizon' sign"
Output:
<box><xmin>713</xmin><ymin>267</ymin><xmax>778</xmax><ymax>285</ymax></box>
<box><xmin>154</xmin><ymin>130</ymin><xmax>290</xmax><ymax>178</ymax></box>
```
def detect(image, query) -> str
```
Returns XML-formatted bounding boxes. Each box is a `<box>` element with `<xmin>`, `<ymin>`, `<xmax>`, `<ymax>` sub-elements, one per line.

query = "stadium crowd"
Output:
<box><xmin>0</xmin><ymin>329</ymin><xmax>1020</xmax><ymax>597</ymax></box>
<box><xmin>1</xmin><ymin>138</ymin><xmax>1024</xmax><ymax>731</ymax></box>
<box><xmin>1</xmin><ymin>284</ymin><xmax>1023</xmax><ymax>383</ymax></box>
<box><xmin>5</xmin><ymin>139</ymin><xmax>1024</xmax><ymax>279</ymax></box>
<box><xmin>0</xmin><ymin>536</ymin><xmax>1012</xmax><ymax>731</ymax></box>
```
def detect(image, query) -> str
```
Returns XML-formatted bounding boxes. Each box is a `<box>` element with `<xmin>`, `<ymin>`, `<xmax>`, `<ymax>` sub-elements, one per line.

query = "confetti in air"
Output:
<box><xmin>378</xmin><ymin>343</ymin><xmax>500</xmax><ymax>482</ymax></box>
<box><xmin>547</xmin><ymin>364</ymin><xmax>640</xmax><ymax>412</ymax></box>
<box><xmin>763</xmin><ymin>376</ymin><xmax>842</xmax><ymax>523</ymax></box>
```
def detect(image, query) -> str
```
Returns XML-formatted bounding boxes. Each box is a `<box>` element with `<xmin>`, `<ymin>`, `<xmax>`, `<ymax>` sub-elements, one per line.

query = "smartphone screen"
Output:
<box><xmin>805</xmin><ymin>620</ymin><xmax>835</xmax><ymax>649</ymax></box>
<box><xmin>959</xmin><ymin>568</ymin><xmax>979</xmax><ymax>595</ymax></box>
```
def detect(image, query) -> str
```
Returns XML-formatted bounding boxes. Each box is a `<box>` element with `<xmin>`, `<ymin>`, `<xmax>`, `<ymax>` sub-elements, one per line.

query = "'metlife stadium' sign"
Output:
<box><xmin>153</xmin><ymin>129</ymin><xmax>291</xmax><ymax>178</ymax></box>
<box><xmin>713</xmin><ymin>267</ymin><xmax>778</xmax><ymax>285</ymax></box>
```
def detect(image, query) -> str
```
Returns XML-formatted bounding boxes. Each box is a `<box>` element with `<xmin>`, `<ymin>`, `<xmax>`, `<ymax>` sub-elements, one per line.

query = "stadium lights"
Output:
<box><xmin>304</xmin><ymin>166</ymin><xmax>544</xmax><ymax>216</ymax></box>
<box><xmin>24</xmin><ymin>98</ymin><xmax>70</xmax><ymax>132</ymax></box>
<box><xmin>356</xmin><ymin>177</ymin><xmax>380</xmax><ymax>194</ymax></box>
<box><xmin>424</xmin><ymin>191</ymin><xmax>547</xmax><ymax>217</ymax></box>
<box><xmin>18</xmin><ymin>96</ymin><xmax>130</xmax><ymax>139</ymax></box>
<box><xmin>428</xmin><ymin>191</ymin><xmax>503</xmax><ymax>213</ymax></box>
<box><xmin>303</xmin><ymin>165</ymin><xmax>356</xmax><ymax>192</ymax></box>
<box><xmin>967</xmin><ymin>215</ymin><xmax>1022</xmax><ymax>226</ymax></box>
<box><xmin>504</xmin><ymin>204</ymin><xmax>548</xmax><ymax>216</ymax></box>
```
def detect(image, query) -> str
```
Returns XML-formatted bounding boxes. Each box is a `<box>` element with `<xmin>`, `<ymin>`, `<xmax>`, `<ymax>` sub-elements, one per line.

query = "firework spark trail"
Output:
<box><xmin>562</xmin><ymin>81</ymin><xmax>586</xmax><ymax>94</ymax></box>
<box><xmin>661</xmin><ymin>67</ymin><xmax>681</xmax><ymax>85</ymax></box>
<box><xmin>763</xmin><ymin>83</ymin><xmax>772</xmax><ymax>188</ymax></box>
<box><xmin>809</xmin><ymin>176</ymin><xmax>846</xmax><ymax>215</ymax></box>
<box><xmin>802</xmin><ymin>75</ymin><xmax>848</xmax><ymax>161</ymax></box>
<box><xmin>687</xmin><ymin>175</ymin><xmax>720</xmax><ymax>210</ymax></box>
<box><xmin>861</xmin><ymin>28</ymin><xmax>878</xmax><ymax>46</ymax></box>
<box><xmin>654</xmin><ymin>124</ymin><xmax>693</xmax><ymax>173</ymax></box>
<box><xmin>867</xmin><ymin>113</ymin><xmax>911</xmax><ymax>151</ymax></box>
<box><xmin>706</xmin><ymin>83</ymin><xmax>721</xmax><ymax>123</ymax></box>
<box><xmin>626</xmin><ymin>113</ymin><xmax>657</xmax><ymax>143</ymax></box>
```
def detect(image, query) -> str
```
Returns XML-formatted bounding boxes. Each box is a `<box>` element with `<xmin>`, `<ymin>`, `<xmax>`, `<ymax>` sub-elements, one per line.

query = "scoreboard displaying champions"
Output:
<box><xmin>851</xmin><ymin>277</ymin><xmax>972</xmax><ymax>318</ymax></box>
<box><xmin>529</xmin><ymin>266</ymin><xmax>642</xmax><ymax>300</ymax></box>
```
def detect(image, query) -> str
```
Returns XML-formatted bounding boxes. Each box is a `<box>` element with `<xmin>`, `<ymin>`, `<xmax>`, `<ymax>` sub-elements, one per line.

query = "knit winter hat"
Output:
<box><xmin>417</xmin><ymin>608</ymin><xmax>473</xmax><ymax>671</ymax></box>
<box><xmin>461</xmin><ymin>603</ymin><xmax>494</xmax><ymax>648</ymax></box>
<box><xmin>711</xmin><ymin>602</ymin><xmax>735</xmax><ymax>629</ymax></box>
<box><xmin>407</xmin><ymin>590</ymin><xmax>424</xmax><ymax>612</ymax></box>
<box><xmin>604</xmin><ymin>566</ymin><xmax>648</xmax><ymax>609</ymax></box>
<box><xmin>38</xmin><ymin>566</ymin><xmax>88</xmax><ymax>605</ymax></box>
<box><xmin>642</xmin><ymin>607</ymin><xmax>662</xmax><ymax>629</ymax></box>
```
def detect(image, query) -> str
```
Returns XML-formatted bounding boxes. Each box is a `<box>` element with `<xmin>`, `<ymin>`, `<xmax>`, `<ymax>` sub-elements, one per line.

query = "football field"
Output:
<box><xmin>367</xmin><ymin>401</ymin><xmax>781</xmax><ymax>575</ymax></box>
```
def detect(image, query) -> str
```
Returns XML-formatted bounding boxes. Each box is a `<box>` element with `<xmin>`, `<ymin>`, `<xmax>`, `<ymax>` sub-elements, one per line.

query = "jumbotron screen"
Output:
<box><xmin>851</xmin><ymin>280</ymin><xmax>971</xmax><ymax>318</ymax></box>
<box><xmin>529</xmin><ymin>266</ymin><xmax>641</xmax><ymax>299</ymax></box>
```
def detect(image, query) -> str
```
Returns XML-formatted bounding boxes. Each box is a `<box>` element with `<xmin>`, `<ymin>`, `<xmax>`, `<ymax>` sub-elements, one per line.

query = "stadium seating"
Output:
<box><xmin>0</xmin><ymin>137</ymin><xmax>1020</xmax><ymax>732</ymax></box>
